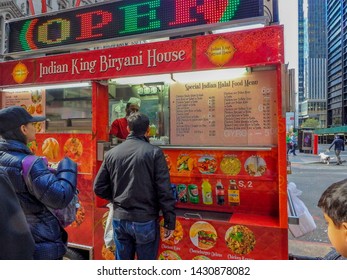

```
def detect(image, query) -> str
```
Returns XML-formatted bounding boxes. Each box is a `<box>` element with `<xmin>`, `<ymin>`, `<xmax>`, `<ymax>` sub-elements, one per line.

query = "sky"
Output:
<box><xmin>277</xmin><ymin>0</ymin><xmax>299</xmax><ymax>74</ymax></box>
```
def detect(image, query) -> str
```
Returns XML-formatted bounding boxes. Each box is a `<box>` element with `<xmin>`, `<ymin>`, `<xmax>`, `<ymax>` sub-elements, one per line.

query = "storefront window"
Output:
<box><xmin>45</xmin><ymin>86</ymin><xmax>92</xmax><ymax>132</ymax></box>
<box><xmin>108</xmin><ymin>82</ymin><xmax>169</xmax><ymax>142</ymax></box>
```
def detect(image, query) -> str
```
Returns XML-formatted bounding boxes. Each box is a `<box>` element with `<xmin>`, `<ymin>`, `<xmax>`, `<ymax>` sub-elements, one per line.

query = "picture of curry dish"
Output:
<box><xmin>64</xmin><ymin>137</ymin><xmax>83</xmax><ymax>161</ymax></box>
<box><xmin>225</xmin><ymin>225</ymin><xmax>256</xmax><ymax>255</ymax></box>
<box><xmin>160</xmin><ymin>219</ymin><xmax>183</xmax><ymax>245</ymax></box>
<box><xmin>189</xmin><ymin>221</ymin><xmax>217</xmax><ymax>250</ymax></box>
<box><xmin>244</xmin><ymin>156</ymin><xmax>267</xmax><ymax>177</ymax></box>
<box><xmin>220</xmin><ymin>156</ymin><xmax>241</xmax><ymax>175</ymax></box>
<box><xmin>42</xmin><ymin>137</ymin><xmax>60</xmax><ymax>161</ymax></box>
<box><xmin>197</xmin><ymin>156</ymin><xmax>217</xmax><ymax>174</ymax></box>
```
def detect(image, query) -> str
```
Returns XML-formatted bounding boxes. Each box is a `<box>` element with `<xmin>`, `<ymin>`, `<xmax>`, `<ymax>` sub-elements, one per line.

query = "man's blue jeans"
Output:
<box><xmin>112</xmin><ymin>219</ymin><xmax>160</xmax><ymax>260</ymax></box>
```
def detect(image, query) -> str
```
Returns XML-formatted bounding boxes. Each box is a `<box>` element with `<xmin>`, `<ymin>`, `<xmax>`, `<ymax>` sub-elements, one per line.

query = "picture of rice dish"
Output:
<box><xmin>220</xmin><ymin>156</ymin><xmax>241</xmax><ymax>175</ymax></box>
<box><xmin>225</xmin><ymin>225</ymin><xmax>256</xmax><ymax>255</ymax></box>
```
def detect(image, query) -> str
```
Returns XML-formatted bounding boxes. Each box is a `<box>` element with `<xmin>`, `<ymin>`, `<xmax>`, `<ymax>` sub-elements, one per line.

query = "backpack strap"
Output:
<box><xmin>22</xmin><ymin>155</ymin><xmax>61</xmax><ymax>224</ymax></box>
<box><xmin>21</xmin><ymin>155</ymin><xmax>39</xmax><ymax>195</ymax></box>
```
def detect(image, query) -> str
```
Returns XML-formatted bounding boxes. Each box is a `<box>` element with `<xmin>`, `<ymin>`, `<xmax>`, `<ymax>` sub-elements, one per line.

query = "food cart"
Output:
<box><xmin>0</xmin><ymin>1</ymin><xmax>287</xmax><ymax>260</ymax></box>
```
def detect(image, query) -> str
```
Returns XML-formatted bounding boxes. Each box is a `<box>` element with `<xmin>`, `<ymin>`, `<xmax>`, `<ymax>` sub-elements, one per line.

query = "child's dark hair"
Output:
<box><xmin>318</xmin><ymin>179</ymin><xmax>347</xmax><ymax>227</ymax></box>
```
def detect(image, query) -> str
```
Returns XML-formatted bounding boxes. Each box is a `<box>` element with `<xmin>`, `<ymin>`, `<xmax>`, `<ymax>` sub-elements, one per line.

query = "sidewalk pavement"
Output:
<box><xmin>287</xmin><ymin>144</ymin><xmax>336</xmax><ymax>259</ymax></box>
<box><xmin>288</xmin><ymin>144</ymin><xmax>346</xmax><ymax>165</ymax></box>
<box><xmin>288</xmin><ymin>240</ymin><xmax>333</xmax><ymax>259</ymax></box>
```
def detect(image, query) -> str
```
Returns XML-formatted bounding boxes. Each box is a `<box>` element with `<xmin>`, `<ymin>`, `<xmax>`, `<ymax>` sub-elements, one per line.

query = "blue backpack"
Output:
<box><xmin>22</xmin><ymin>155</ymin><xmax>79</xmax><ymax>228</ymax></box>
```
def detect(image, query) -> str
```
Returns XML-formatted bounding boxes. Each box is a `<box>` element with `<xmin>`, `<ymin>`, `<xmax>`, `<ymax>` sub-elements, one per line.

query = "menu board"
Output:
<box><xmin>170</xmin><ymin>71</ymin><xmax>278</xmax><ymax>146</ymax></box>
<box><xmin>2</xmin><ymin>90</ymin><xmax>46</xmax><ymax>133</ymax></box>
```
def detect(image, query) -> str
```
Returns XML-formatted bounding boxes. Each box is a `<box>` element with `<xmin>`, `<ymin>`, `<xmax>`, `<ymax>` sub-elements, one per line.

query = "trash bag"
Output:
<box><xmin>104</xmin><ymin>203</ymin><xmax>115</xmax><ymax>248</ymax></box>
<box><xmin>287</xmin><ymin>182</ymin><xmax>317</xmax><ymax>238</ymax></box>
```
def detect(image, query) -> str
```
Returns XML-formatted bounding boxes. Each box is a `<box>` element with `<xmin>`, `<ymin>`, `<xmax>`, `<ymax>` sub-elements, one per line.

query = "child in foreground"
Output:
<box><xmin>290</xmin><ymin>179</ymin><xmax>347</xmax><ymax>260</ymax></box>
<box><xmin>317</xmin><ymin>179</ymin><xmax>347</xmax><ymax>259</ymax></box>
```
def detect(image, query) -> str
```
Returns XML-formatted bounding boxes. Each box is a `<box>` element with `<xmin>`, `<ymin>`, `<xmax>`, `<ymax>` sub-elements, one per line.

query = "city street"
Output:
<box><xmin>287</xmin><ymin>144</ymin><xmax>347</xmax><ymax>258</ymax></box>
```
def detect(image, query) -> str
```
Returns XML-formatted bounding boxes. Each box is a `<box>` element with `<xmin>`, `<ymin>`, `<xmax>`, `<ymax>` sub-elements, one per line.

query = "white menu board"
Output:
<box><xmin>170</xmin><ymin>70</ymin><xmax>278</xmax><ymax>146</ymax></box>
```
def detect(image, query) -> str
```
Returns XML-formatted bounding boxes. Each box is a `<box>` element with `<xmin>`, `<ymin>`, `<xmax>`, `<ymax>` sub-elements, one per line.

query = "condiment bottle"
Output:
<box><xmin>216</xmin><ymin>179</ymin><xmax>225</xmax><ymax>205</ymax></box>
<box><xmin>228</xmin><ymin>179</ymin><xmax>240</xmax><ymax>206</ymax></box>
<box><xmin>202</xmin><ymin>179</ymin><xmax>213</xmax><ymax>205</ymax></box>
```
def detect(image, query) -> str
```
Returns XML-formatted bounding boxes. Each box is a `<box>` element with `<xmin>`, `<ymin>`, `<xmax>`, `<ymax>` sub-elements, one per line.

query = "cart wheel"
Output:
<box><xmin>63</xmin><ymin>248</ymin><xmax>85</xmax><ymax>260</ymax></box>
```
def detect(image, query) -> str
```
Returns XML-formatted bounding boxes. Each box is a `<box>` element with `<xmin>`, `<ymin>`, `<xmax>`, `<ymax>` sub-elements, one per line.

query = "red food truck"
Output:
<box><xmin>0</xmin><ymin>1</ymin><xmax>288</xmax><ymax>260</ymax></box>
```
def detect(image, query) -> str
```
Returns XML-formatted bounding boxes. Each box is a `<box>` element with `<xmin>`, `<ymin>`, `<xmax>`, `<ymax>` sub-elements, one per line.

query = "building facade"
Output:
<box><xmin>298</xmin><ymin>0</ymin><xmax>327</xmax><ymax>128</ymax></box>
<box><xmin>327</xmin><ymin>0</ymin><xmax>347</xmax><ymax>127</ymax></box>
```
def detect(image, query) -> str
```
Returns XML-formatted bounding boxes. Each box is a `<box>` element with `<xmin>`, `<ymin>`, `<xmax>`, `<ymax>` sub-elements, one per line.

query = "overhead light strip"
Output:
<box><xmin>2</xmin><ymin>82</ymin><xmax>91</xmax><ymax>92</ymax></box>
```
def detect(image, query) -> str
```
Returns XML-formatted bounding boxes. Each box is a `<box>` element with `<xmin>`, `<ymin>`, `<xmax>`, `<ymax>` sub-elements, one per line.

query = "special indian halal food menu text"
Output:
<box><xmin>170</xmin><ymin>70</ymin><xmax>278</xmax><ymax>146</ymax></box>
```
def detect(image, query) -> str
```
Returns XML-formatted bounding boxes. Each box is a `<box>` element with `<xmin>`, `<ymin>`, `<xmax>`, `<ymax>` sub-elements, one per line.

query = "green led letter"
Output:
<box><xmin>119</xmin><ymin>0</ymin><xmax>161</xmax><ymax>34</ymax></box>
<box><xmin>220</xmin><ymin>0</ymin><xmax>240</xmax><ymax>22</ymax></box>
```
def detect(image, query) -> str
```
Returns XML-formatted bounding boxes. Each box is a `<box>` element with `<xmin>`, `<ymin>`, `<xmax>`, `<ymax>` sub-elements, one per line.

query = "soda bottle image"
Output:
<box><xmin>188</xmin><ymin>184</ymin><xmax>199</xmax><ymax>204</ymax></box>
<box><xmin>202</xmin><ymin>179</ymin><xmax>213</xmax><ymax>205</ymax></box>
<box><xmin>228</xmin><ymin>179</ymin><xmax>240</xmax><ymax>206</ymax></box>
<box><xmin>177</xmin><ymin>184</ymin><xmax>188</xmax><ymax>203</ymax></box>
<box><xmin>215</xmin><ymin>179</ymin><xmax>225</xmax><ymax>205</ymax></box>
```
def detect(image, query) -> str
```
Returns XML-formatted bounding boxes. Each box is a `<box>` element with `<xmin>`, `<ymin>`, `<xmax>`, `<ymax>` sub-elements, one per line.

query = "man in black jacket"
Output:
<box><xmin>0</xmin><ymin>168</ymin><xmax>35</xmax><ymax>259</ymax></box>
<box><xmin>327</xmin><ymin>135</ymin><xmax>345</xmax><ymax>165</ymax></box>
<box><xmin>94</xmin><ymin>112</ymin><xmax>176</xmax><ymax>260</ymax></box>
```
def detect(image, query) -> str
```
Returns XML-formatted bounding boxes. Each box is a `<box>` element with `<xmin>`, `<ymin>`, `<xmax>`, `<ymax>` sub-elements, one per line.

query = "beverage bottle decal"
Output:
<box><xmin>216</xmin><ymin>179</ymin><xmax>225</xmax><ymax>205</ymax></box>
<box><xmin>202</xmin><ymin>179</ymin><xmax>213</xmax><ymax>205</ymax></box>
<box><xmin>228</xmin><ymin>179</ymin><xmax>240</xmax><ymax>206</ymax></box>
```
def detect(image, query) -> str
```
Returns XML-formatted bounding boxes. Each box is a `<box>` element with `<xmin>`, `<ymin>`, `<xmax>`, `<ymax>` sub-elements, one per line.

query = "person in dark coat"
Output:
<box><xmin>318</xmin><ymin>179</ymin><xmax>347</xmax><ymax>259</ymax></box>
<box><xmin>94</xmin><ymin>112</ymin><xmax>176</xmax><ymax>260</ymax></box>
<box><xmin>327</xmin><ymin>135</ymin><xmax>345</xmax><ymax>165</ymax></box>
<box><xmin>0</xmin><ymin>168</ymin><xmax>35</xmax><ymax>260</ymax></box>
<box><xmin>0</xmin><ymin>106</ymin><xmax>77</xmax><ymax>260</ymax></box>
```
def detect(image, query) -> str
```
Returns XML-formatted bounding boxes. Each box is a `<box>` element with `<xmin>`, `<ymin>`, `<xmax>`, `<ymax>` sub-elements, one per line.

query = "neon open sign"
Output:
<box><xmin>7</xmin><ymin>0</ymin><xmax>262</xmax><ymax>53</ymax></box>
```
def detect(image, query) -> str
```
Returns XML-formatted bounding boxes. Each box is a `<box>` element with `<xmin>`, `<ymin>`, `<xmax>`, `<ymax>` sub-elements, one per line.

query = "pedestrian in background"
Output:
<box><xmin>0</xmin><ymin>167</ymin><xmax>35</xmax><ymax>260</ymax></box>
<box><xmin>286</xmin><ymin>132</ymin><xmax>292</xmax><ymax>154</ymax></box>
<box><xmin>289</xmin><ymin>132</ymin><xmax>298</xmax><ymax>156</ymax></box>
<box><xmin>94</xmin><ymin>112</ymin><xmax>176</xmax><ymax>260</ymax></box>
<box><xmin>327</xmin><ymin>135</ymin><xmax>345</xmax><ymax>165</ymax></box>
<box><xmin>0</xmin><ymin>106</ymin><xmax>78</xmax><ymax>260</ymax></box>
